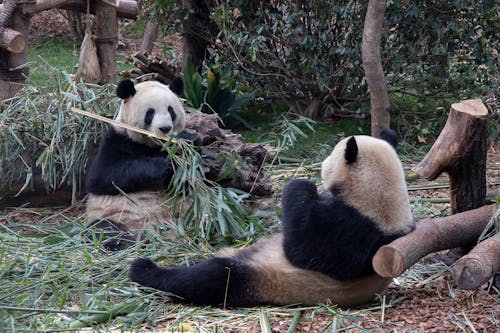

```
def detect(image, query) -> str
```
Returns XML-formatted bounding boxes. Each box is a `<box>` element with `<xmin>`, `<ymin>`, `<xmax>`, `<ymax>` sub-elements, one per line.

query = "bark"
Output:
<box><xmin>139</xmin><ymin>21</ymin><xmax>159</xmax><ymax>55</ymax></box>
<box><xmin>412</xmin><ymin>99</ymin><xmax>489</xmax><ymax>213</ymax></box>
<box><xmin>372</xmin><ymin>204</ymin><xmax>498</xmax><ymax>277</ymax></box>
<box><xmin>451</xmin><ymin>231</ymin><xmax>500</xmax><ymax>289</ymax></box>
<box><xmin>362</xmin><ymin>0</ymin><xmax>390</xmax><ymax>137</ymax></box>
<box><xmin>95</xmin><ymin>0</ymin><xmax>117</xmax><ymax>84</ymax></box>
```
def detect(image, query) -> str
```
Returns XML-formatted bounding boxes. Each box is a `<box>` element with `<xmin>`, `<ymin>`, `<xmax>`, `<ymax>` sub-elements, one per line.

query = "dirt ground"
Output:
<box><xmin>19</xmin><ymin>10</ymin><xmax>500</xmax><ymax>333</ymax></box>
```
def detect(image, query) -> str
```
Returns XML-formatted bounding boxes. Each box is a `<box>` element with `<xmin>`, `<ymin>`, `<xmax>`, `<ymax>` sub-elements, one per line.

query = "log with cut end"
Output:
<box><xmin>412</xmin><ymin>99</ymin><xmax>488</xmax><ymax>181</ymax></box>
<box><xmin>451</xmin><ymin>220</ymin><xmax>500</xmax><ymax>289</ymax></box>
<box><xmin>0</xmin><ymin>28</ymin><xmax>25</xmax><ymax>53</ymax></box>
<box><xmin>372</xmin><ymin>204</ymin><xmax>498</xmax><ymax>277</ymax></box>
<box><xmin>34</xmin><ymin>0</ymin><xmax>138</xmax><ymax>19</ymax></box>
<box><xmin>412</xmin><ymin>99</ymin><xmax>489</xmax><ymax>214</ymax></box>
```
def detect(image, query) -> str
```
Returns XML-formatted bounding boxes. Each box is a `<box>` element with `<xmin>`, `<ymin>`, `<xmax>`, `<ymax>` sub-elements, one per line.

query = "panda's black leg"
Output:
<box><xmin>129</xmin><ymin>257</ymin><xmax>257</xmax><ymax>306</ymax></box>
<box><xmin>88</xmin><ymin>219</ymin><xmax>135</xmax><ymax>251</ymax></box>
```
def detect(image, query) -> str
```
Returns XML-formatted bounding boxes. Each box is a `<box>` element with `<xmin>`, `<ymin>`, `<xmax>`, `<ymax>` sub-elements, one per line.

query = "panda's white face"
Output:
<box><xmin>321</xmin><ymin>135</ymin><xmax>413</xmax><ymax>234</ymax></box>
<box><xmin>114</xmin><ymin>80</ymin><xmax>186</xmax><ymax>144</ymax></box>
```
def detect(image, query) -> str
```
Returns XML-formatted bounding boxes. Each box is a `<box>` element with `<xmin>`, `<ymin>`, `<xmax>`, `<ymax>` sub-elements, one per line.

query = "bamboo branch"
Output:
<box><xmin>70</xmin><ymin>107</ymin><xmax>178</xmax><ymax>142</ymax></box>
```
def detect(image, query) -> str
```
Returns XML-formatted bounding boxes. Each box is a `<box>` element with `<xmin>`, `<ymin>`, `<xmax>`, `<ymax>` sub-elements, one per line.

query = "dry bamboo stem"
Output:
<box><xmin>70</xmin><ymin>107</ymin><xmax>178</xmax><ymax>142</ymax></box>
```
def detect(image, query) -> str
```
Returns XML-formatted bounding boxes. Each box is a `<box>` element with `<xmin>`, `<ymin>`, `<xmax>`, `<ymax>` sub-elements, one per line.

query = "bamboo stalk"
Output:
<box><xmin>70</xmin><ymin>107</ymin><xmax>178</xmax><ymax>143</ymax></box>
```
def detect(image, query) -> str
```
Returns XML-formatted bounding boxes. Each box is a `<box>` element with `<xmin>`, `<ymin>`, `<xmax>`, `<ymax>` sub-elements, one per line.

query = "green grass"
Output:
<box><xmin>27</xmin><ymin>40</ymin><xmax>134</xmax><ymax>88</ymax></box>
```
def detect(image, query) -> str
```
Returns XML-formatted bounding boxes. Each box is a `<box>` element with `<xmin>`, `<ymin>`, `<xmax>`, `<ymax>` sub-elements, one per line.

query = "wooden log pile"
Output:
<box><xmin>120</xmin><ymin>52</ymin><xmax>180</xmax><ymax>85</ymax></box>
<box><xmin>372</xmin><ymin>99</ymin><xmax>499</xmax><ymax>290</ymax></box>
<box><xmin>185</xmin><ymin>113</ymin><xmax>274</xmax><ymax>196</ymax></box>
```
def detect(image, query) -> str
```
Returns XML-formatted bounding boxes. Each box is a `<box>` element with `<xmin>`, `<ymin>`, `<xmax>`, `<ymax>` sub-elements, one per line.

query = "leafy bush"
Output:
<box><xmin>183</xmin><ymin>59</ymin><xmax>256</xmax><ymax>127</ymax></box>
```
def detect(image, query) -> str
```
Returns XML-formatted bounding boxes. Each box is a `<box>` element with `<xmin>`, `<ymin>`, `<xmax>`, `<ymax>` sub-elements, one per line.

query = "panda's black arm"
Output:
<box><xmin>280</xmin><ymin>179</ymin><xmax>319</xmax><ymax>228</ymax></box>
<box><xmin>86</xmin><ymin>156</ymin><xmax>174</xmax><ymax>195</ymax></box>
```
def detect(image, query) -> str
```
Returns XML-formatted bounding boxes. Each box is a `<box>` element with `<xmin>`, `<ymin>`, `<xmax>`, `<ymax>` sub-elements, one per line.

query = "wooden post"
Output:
<box><xmin>95</xmin><ymin>0</ymin><xmax>117</xmax><ymax>84</ymax></box>
<box><xmin>412</xmin><ymin>99</ymin><xmax>489</xmax><ymax>213</ymax></box>
<box><xmin>0</xmin><ymin>0</ymin><xmax>35</xmax><ymax>100</ymax></box>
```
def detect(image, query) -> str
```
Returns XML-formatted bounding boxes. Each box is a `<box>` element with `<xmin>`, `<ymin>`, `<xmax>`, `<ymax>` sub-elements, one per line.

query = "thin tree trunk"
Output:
<box><xmin>362</xmin><ymin>0</ymin><xmax>390</xmax><ymax>137</ymax></box>
<box><xmin>182</xmin><ymin>0</ymin><xmax>214</xmax><ymax>72</ymax></box>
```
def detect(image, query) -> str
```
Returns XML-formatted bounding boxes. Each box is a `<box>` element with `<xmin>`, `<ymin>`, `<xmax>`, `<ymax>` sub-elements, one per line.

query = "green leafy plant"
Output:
<box><xmin>183</xmin><ymin>59</ymin><xmax>256</xmax><ymax>127</ymax></box>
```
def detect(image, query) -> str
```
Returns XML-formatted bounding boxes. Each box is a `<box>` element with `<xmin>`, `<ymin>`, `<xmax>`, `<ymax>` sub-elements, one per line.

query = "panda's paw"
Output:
<box><xmin>283</xmin><ymin>179</ymin><xmax>318</xmax><ymax>199</ymax></box>
<box><xmin>129</xmin><ymin>257</ymin><xmax>161</xmax><ymax>285</ymax></box>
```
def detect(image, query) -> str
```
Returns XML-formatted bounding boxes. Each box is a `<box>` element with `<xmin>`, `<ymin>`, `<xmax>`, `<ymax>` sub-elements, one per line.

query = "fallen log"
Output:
<box><xmin>372</xmin><ymin>204</ymin><xmax>498</xmax><ymax>278</ymax></box>
<box><xmin>451</xmin><ymin>232</ymin><xmax>500</xmax><ymax>289</ymax></box>
<box><xmin>451</xmin><ymin>216</ymin><xmax>500</xmax><ymax>289</ymax></box>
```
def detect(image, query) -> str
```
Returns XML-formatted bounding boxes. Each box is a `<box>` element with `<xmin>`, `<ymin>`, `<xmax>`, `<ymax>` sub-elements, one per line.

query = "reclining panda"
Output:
<box><xmin>85</xmin><ymin>78</ymin><xmax>196</xmax><ymax>250</ymax></box>
<box><xmin>129</xmin><ymin>129</ymin><xmax>415</xmax><ymax>307</ymax></box>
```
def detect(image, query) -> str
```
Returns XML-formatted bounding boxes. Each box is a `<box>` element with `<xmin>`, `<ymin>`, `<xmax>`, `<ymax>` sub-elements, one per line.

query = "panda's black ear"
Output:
<box><xmin>169</xmin><ymin>77</ymin><xmax>184</xmax><ymax>96</ymax></box>
<box><xmin>116</xmin><ymin>80</ymin><xmax>136</xmax><ymax>99</ymax></box>
<box><xmin>378</xmin><ymin>128</ymin><xmax>398</xmax><ymax>149</ymax></box>
<box><xmin>344</xmin><ymin>136</ymin><xmax>358</xmax><ymax>164</ymax></box>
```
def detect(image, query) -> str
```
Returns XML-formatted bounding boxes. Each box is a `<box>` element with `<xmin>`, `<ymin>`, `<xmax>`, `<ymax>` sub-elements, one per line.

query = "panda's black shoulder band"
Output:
<box><xmin>116</xmin><ymin>79</ymin><xmax>136</xmax><ymax>99</ymax></box>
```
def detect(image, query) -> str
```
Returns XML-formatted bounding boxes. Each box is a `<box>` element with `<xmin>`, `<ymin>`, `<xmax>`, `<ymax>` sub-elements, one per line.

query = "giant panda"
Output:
<box><xmin>85</xmin><ymin>78</ymin><xmax>195</xmax><ymax>250</ymax></box>
<box><xmin>129</xmin><ymin>129</ymin><xmax>415</xmax><ymax>306</ymax></box>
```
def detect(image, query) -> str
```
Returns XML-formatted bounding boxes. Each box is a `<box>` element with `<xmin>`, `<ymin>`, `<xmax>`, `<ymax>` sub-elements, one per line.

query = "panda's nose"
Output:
<box><xmin>159</xmin><ymin>126</ymin><xmax>172</xmax><ymax>134</ymax></box>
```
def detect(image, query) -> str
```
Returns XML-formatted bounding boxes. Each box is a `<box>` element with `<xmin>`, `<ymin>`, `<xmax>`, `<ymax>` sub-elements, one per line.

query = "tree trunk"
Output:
<box><xmin>95</xmin><ymin>0</ymin><xmax>117</xmax><ymax>84</ymax></box>
<box><xmin>182</xmin><ymin>0</ymin><xmax>214</xmax><ymax>72</ymax></box>
<box><xmin>372</xmin><ymin>204</ymin><xmax>498</xmax><ymax>278</ymax></box>
<box><xmin>139</xmin><ymin>21</ymin><xmax>159</xmax><ymax>55</ymax></box>
<box><xmin>412</xmin><ymin>99</ymin><xmax>489</xmax><ymax>213</ymax></box>
<box><xmin>362</xmin><ymin>0</ymin><xmax>390</xmax><ymax>137</ymax></box>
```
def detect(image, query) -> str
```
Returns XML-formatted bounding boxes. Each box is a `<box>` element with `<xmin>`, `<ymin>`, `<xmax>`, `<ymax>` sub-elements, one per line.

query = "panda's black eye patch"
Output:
<box><xmin>145</xmin><ymin>108</ymin><xmax>155</xmax><ymax>125</ymax></box>
<box><xmin>168</xmin><ymin>106</ymin><xmax>177</xmax><ymax>122</ymax></box>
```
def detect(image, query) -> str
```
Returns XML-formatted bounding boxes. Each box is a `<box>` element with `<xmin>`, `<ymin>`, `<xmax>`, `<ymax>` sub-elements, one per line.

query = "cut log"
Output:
<box><xmin>372</xmin><ymin>204</ymin><xmax>498</xmax><ymax>277</ymax></box>
<box><xmin>0</xmin><ymin>27</ymin><xmax>25</xmax><ymax>53</ymax></box>
<box><xmin>412</xmin><ymin>99</ymin><xmax>488</xmax><ymax>213</ymax></box>
<box><xmin>451</xmin><ymin>231</ymin><xmax>500</xmax><ymax>289</ymax></box>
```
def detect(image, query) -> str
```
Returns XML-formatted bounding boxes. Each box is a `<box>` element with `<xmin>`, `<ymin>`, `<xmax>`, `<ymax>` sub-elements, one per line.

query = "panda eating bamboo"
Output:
<box><xmin>85</xmin><ymin>78</ymin><xmax>195</xmax><ymax>250</ymax></box>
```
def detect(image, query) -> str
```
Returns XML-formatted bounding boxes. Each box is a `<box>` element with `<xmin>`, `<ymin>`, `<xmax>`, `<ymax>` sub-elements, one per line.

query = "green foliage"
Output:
<box><xmin>163</xmin><ymin>139</ymin><xmax>255</xmax><ymax>239</ymax></box>
<box><xmin>0</xmin><ymin>67</ymin><xmax>117</xmax><ymax>201</ymax></box>
<box><xmin>154</xmin><ymin>0</ymin><xmax>497</xmax><ymax>131</ymax></box>
<box><xmin>183</xmin><ymin>59</ymin><xmax>256</xmax><ymax>127</ymax></box>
